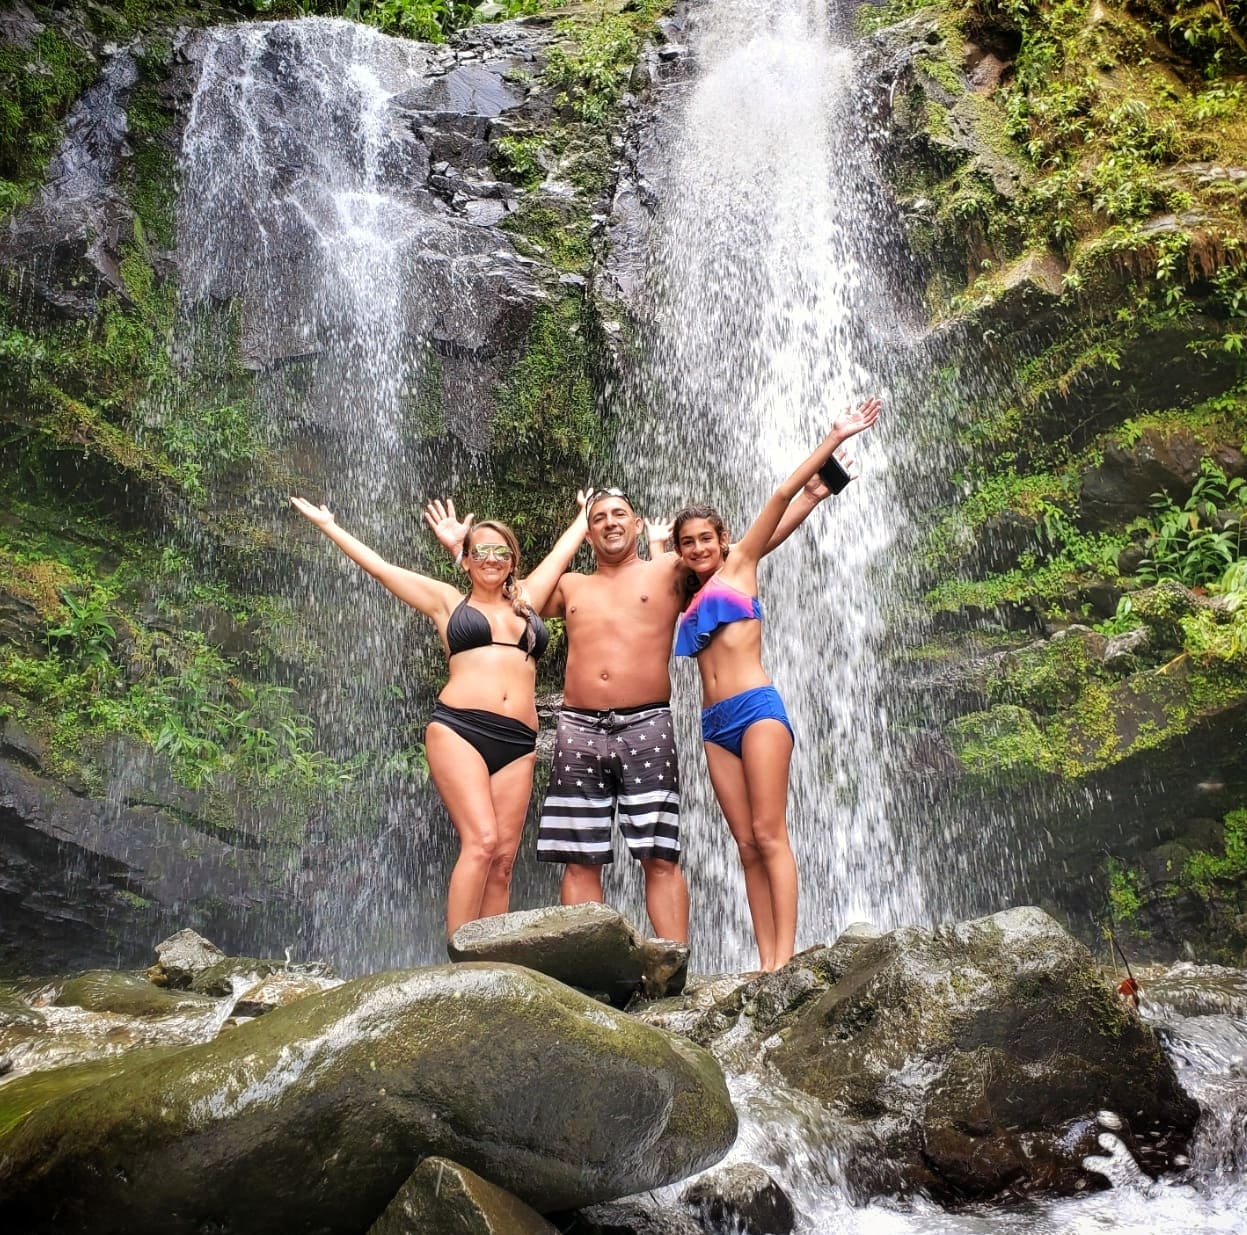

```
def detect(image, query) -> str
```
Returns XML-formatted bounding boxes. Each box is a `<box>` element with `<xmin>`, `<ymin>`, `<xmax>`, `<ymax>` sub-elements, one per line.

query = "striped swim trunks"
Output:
<box><xmin>537</xmin><ymin>703</ymin><xmax>681</xmax><ymax>866</ymax></box>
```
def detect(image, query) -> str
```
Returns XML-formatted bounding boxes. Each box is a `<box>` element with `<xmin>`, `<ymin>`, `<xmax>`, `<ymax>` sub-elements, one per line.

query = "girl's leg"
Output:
<box><xmin>480</xmin><ymin>752</ymin><xmax>537</xmax><ymax>918</ymax></box>
<box><xmin>740</xmin><ymin>719</ymin><xmax>797</xmax><ymax>969</ymax></box>
<box><xmin>426</xmin><ymin>723</ymin><xmax>500</xmax><ymax>935</ymax></box>
<box><xmin>704</xmin><ymin>741</ymin><xmax>778</xmax><ymax>970</ymax></box>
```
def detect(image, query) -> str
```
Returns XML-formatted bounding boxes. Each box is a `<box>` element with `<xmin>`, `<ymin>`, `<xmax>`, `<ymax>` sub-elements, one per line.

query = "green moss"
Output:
<box><xmin>485</xmin><ymin>295</ymin><xmax>600</xmax><ymax>536</ymax></box>
<box><xmin>1184</xmin><ymin>806</ymin><xmax>1247</xmax><ymax>897</ymax></box>
<box><xmin>0</xmin><ymin>26</ymin><xmax>94</xmax><ymax>213</ymax></box>
<box><xmin>949</xmin><ymin>704</ymin><xmax>1055</xmax><ymax>783</ymax></box>
<box><xmin>501</xmin><ymin>199</ymin><xmax>592</xmax><ymax>271</ymax></box>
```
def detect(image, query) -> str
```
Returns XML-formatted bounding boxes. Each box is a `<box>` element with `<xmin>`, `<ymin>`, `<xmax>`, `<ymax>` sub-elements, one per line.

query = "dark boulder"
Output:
<box><xmin>682</xmin><ymin>1163</ymin><xmax>796</xmax><ymax>1234</ymax></box>
<box><xmin>556</xmin><ymin>1199</ymin><xmax>706</xmax><ymax>1234</ymax></box>
<box><xmin>685</xmin><ymin>909</ymin><xmax>1198</xmax><ymax>1205</ymax></box>
<box><xmin>1079</xmin><ymin>426</ymin><xmax>1247</xmax><ymax>529</ymax></box>
<box><xmin>448</xmin><ymin>903</ymin><xmax>689</xmax><ymax>1004</ymax></box>
<box><xmin>368</xmin><ymin>1157</ymin><xmax>557</xmax><ymax>1235</ymax></box>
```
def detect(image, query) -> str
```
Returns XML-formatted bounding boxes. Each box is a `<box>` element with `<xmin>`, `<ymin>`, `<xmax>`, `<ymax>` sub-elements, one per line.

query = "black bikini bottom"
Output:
<box><xmin>428</xmin><ymin>701</ymin><xmax>538</xmax><ymax>776</ymax></box>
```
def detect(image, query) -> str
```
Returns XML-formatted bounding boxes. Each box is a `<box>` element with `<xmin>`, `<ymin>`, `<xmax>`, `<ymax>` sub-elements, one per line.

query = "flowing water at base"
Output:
<box><xmin>653</xmin><ymin>968</ymin><xmax>1247</xmax><ymax>1234</ymax></box>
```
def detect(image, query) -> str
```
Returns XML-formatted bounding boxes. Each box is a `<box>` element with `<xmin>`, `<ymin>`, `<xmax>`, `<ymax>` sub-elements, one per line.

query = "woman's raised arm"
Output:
<box><xmin>290</xmin><ymin>496</ymin><xmax>460</xmax><ymax>622</ymax></box>
<box><xmin>520</xmin><ymin>491</ymin><xmax>589</xmax><ymax>611</ymax></box>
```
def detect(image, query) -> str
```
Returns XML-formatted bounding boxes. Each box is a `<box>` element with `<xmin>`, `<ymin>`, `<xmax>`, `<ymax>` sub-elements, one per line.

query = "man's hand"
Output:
<box><xmin>423</xmin><ymin>498</ymin><xmax>473</xmax><ymax>556</ymax></box>
<box><xmin>644</xmin><ymin>515</ymin><xmax>673</xmax><ymax>553</ymax></box>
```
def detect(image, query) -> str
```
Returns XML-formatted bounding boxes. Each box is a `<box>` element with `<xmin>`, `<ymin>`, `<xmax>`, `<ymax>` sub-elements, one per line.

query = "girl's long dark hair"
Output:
<box><xmin>672</xmin><ymin>504</ymin><xmax>729</xmax><ymax>607</ymax></box>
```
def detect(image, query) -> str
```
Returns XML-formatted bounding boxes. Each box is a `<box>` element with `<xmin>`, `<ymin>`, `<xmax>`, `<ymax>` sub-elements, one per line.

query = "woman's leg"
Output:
<box><xmin>426</xmin><ymin>723</ymin><xmax>500</xmax><ymax>935</ymax></box>
<box><xmin>704</xmin><ymin>741</ymin><xmax>778</xmax><ymax>970</ymax></box>
<box><xmin>480</xmin><ymin>752</ymin><xmax>537</xmax><ymax>918</ymax></box>
<box><xmin>740</xmin><ymin>719</ymin><xmax>797</xmax><ymax>969</ymax></box>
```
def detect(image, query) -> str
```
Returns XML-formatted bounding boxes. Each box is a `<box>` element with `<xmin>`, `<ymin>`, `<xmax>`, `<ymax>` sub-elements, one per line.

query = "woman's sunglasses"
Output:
<box><xmin>469</xmin><ymin>543</ymin><xmax>514</xmax><ymax>562</ymax></box>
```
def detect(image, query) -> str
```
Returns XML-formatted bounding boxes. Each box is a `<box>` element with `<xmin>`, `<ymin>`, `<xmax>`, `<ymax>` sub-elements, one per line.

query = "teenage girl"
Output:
<box><xmin>671</xmin><ymin>399</ymin><xmax>881</xmax><ymax>970</ymax></box>
<box><xmin>289</xmin><ymin>493</ymin><xmax>587</xmax><ymax>935</ymax></box>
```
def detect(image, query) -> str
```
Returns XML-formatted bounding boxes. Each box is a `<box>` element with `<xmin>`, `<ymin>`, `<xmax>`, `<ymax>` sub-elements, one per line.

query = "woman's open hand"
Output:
<box><xmin>423</xmin><ymin>497</ymin><xmax>473</xmax><ymax>555</ymax></box>
<box><xmin>290</xmin><ymin>496</ymin><xmax>336</xmax><ymax>528</ymax></box>
<box><xmin>833</xmin><ymin>396</ymin><xmax>883</xmax><ymax>442</ymax></box>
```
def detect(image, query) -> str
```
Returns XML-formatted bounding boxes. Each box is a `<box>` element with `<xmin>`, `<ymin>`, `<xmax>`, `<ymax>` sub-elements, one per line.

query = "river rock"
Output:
<box><xmin>231</xmin><ymin>970</ymin><xmax>339</xmax><ymax>1018</ymax></box>
<box><xmin>147</xmin><ymin>928</ymin><xmax>226</xmax><ymax>988</ymax></box>
<box><xmin>50</xmin><ymin>970</ymin><xmax>216</xmax><ymax>1018</ymax></box>
<box><xmin>780</xmin><ymin>908</ymin><xmax>1198</xmax><ymax>1200</ymax></box>
<box><xmin>0</xmin><ymin>962</ymin><xmax>736</xmax><ymax>1232</ymax></box>
<box><xmin>448</xmin><ymin>903</ymin><xmax>689</xmax><ymax>1005</ymax></box>
<box><xmin>682</xmin><ymin>1163</ymin><xmax>796</xmax><ymax>1234</ymax></box>
<box><xmin>688</xmin><ymin>908</ymin><xmax>1197</xmax><ymax>1205</ymax></box>
<box><xmin>189</xmin><ymin>955</ymin><xmax>285</xmax><ymax>996</ymax></box>
<box><xmin>368</xmin><ymin>1157</ymin><xmax>557</xmax><ymax>1235</ymax></box>
<box><xmin>557</xmin><ymin>1199</ymin><xmax>707</xmax><ymax>1234</ymax></box>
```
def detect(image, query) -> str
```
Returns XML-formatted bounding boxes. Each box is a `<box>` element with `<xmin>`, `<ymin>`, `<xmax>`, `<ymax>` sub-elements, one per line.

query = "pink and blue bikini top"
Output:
<box><xmin>675</xmin><ymin>574</ymin><xmax>763</xmax><ymax>658</ymax></box>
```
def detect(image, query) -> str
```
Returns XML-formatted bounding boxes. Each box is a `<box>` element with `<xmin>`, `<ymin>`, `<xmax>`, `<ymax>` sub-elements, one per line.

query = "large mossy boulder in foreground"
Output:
<box><xmin>683</xmin><ymin>908</ymin><xmax>1198</xmax><ymax>1205</ymax></box>
<box><xmin>0</xmin><ymin>964</ymin><xmax>736</xmax><ymax>1233</ymax></box>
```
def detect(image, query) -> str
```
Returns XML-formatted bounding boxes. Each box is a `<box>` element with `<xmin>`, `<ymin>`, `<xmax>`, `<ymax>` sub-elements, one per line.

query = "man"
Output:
<box><xmin>536</xmin><ymin>488</ymin><xmax>691</xmax><ymax>940</ymax></box>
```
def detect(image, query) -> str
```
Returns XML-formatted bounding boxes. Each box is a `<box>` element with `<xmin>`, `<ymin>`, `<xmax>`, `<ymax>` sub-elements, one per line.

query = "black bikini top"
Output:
<box><xmin>446</xmin><ymin>598</ymin><xmax>550</xmax><ymax>662</ymax></box>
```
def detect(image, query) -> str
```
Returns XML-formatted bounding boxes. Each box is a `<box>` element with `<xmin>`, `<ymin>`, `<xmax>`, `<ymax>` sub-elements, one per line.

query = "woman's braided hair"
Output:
<box><xmin>462</xmin><ymin>520</ymin><xmax>534</xmax><ymax>620</ymax></box>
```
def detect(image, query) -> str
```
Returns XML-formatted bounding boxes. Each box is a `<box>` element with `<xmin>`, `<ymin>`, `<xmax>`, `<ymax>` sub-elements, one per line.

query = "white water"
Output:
<box><xmin>175</xmin><ymin>19</ymin><xmax>457</xmax><ymax>967</ymax></box>
<box><xmin>611</xmin><ymin>0</ymin><xmax>930</xmax><ymax>969</ymax></box>
<box><xmin>652</xmin><ymin>966</ymin><xmax>1247</xmax><ymax>1234</ymax></box>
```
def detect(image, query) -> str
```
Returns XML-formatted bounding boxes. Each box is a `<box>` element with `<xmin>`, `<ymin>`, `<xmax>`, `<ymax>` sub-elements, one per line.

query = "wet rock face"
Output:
<box><xmin>368</xmin><ymin>1157</ymin><xmax>558</xmax><ymax>1235</ymax></box>
<box><xmin>0</xmin><ymin>752</ymin><xmax>300</xmax><ymax>976</ymax></box>
<box><xmin>680</xmin><ymin>909</ymin><xmax>1198</xmax><ymax>1206</ymax></box>
<box><xmin>176</xmin><ymin>16</ymin><xmax>560</xmax><ymax>450</ymax></box>
<box><xmin>682</xmin><ymin>1163</ymin><xmax>796</xmax><ymax>1235</ymax></box>
<box><xmin>0</xmin><ymin>963</ymin><xmax>736</xmax><ymax>1233</ymax></box>
<box><xmin>1079</xmin><ymin>426</ymin><xmax>1247</xmax><ymax>529</ymax></box>
<box><xmin>448</xmin><ymin>903</ymin><xmax>689</xmax><ymax>1005</ymax></box>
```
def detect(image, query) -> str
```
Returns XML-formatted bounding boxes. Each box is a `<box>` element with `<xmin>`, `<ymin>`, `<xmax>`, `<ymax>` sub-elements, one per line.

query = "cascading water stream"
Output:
<box><xmin>611</xmin><ymin>0</ymin><xmax>941</xmax><ymax>967</ymax></box>
<box><xmin>171</xmin><ymin>18</ymin><xmax>462</xmax><ymax>968</ymax></box>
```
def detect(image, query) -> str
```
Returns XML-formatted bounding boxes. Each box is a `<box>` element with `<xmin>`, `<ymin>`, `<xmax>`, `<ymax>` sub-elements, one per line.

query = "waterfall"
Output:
<box><xmin>172</xmin><ymin>18</ymin><xmax>460</xmax><ymax>969</ymax></box>
<box><xmin>610</xmin><ymin>0</ymin><xmax>936</xmax><ymax>968</ymax></box>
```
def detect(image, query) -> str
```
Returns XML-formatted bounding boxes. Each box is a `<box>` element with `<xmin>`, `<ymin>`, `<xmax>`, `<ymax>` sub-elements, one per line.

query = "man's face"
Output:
<box><xmin>586</xmin><ymin>496</ymin><xmax>642</xmax><ymax>563</ymax></box>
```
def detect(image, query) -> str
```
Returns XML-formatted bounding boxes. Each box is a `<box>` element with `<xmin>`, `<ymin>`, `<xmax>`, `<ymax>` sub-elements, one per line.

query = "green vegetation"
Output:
<box><xmin>1105</xmin><ymin>855</ymin><xmax>1144</xmax><ymax>924</ymax></box>
<box><xmin>344</xmin><ymin>0</ymin><xmax>547</xmax><ymax>43</ymax></box>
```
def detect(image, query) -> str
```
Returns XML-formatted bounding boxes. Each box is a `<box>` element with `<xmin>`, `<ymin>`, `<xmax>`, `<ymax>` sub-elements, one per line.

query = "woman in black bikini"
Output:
<box><xmin>289</xmin><ymin>493</ymin><xmax>587</xmax><ymax>934</ymax></box>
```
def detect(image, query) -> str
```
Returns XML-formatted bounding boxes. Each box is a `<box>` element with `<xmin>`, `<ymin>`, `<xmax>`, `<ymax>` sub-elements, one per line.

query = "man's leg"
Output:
<box><xmin>639</xmin><ymin>858</ymin><xmax>689</xmax><ymax>942</ymax></box>
<box><xmin>561</xmin><ymin>862</ymin><xmax>605</xmax><ymax>905</ymax></box>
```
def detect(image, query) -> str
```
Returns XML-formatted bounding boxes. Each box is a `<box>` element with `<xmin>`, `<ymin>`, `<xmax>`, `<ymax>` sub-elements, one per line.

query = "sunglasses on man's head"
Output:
<box><xmin>469</xmin><ymin>543</ymin><xmax>513</xmax><ymax>562</ymax></box>
<box><xmin>587</xmin><ymin>487</ymin><xmax>633</xmax><ymax>511</ymax></box>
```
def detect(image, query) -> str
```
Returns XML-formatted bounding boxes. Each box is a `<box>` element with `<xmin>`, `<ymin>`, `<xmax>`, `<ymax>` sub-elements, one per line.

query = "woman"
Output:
<box><xmin>289</xmin><ymin>493</ymin><xmax>587</xmax><ymax>935</ymax></box>
<box><xmin>672</xmin><ymin>398</ymin><xmax>881</xmax><ymax>971</ymax></box>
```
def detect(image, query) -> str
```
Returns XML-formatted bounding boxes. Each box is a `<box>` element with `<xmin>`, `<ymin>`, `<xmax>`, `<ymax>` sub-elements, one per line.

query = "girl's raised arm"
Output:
<box><xmin>732</xmin><ymin>397</ymin><xmax>882</xmax><ymax>567</ymax></box>
<box><xmin>290</xmin><ymin>496</ymin><xmax>460</xmax><ymax>622</ymax></box>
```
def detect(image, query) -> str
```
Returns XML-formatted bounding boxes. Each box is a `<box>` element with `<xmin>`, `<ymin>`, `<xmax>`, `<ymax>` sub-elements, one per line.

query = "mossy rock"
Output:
<box><xmin>0</xmin><ymin>963</ymin><xmax>736</xmax><ymax>1232</ymax></box>
<box><xmin>51</xmin><ymin>970</ymin><xmax>217</xmax><ymax>1018</ymax></box>
<box><xmin>759</xmin><ymin>908</ymin><xmax>1197</xmax><ymax>1204</ymax></box>
<box><xmin>368</xmin><ymin>1157</ymin><xmax>558</xmax><ymax>1235</ymax></box>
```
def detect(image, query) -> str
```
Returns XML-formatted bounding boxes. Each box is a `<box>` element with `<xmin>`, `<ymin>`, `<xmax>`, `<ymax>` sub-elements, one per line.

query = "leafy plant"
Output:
<box><xmin>1137</xmin><ymin>460</ymin><xmax>1247</xmax><ymax>587</ymax></box>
